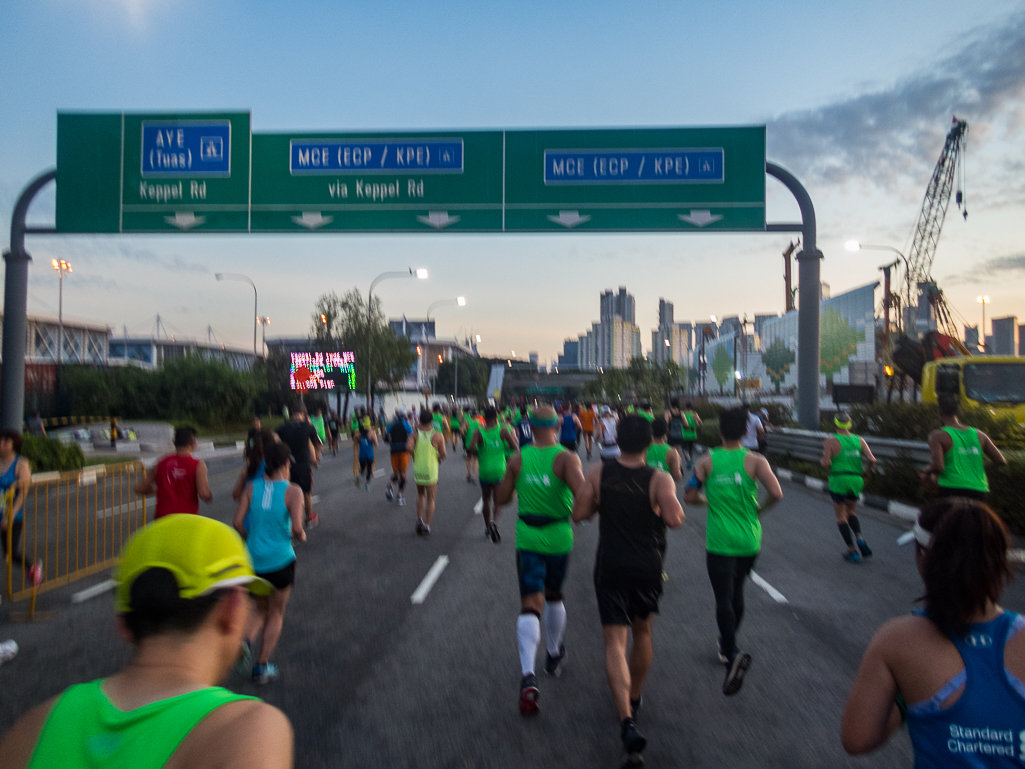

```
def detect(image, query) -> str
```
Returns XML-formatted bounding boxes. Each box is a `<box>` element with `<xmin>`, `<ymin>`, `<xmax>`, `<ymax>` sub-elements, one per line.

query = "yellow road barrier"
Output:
<box><xmin>3</xmin><ymin>461</ymin><xmax>148</xmax><ymax>610</ymax></box>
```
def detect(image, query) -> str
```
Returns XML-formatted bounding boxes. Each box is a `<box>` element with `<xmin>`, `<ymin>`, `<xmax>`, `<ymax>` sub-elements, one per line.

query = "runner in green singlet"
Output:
<box><xmin>684</xmin><ymin>407</ymin><xmax>782</xmax><ymax>697</ymax></box>
<box><xmin>496</xmin><ymin>405</ymin><xmax>586</xmax><ymax>717</ymax></box>
<box><xmin>646</xmin><ymin>417</ymin><xmax>683</xmax><ymax>482</ymax></box>
<box><xmin>310</xmin><ymin>408</ymin><xmax>327</xmax><ymax>446</ymax></box>
<box><xmin>350</xmin><ymin>410</ymin><xmax>362</xmax><ymax>484</ymax></box>
<box><xmin>0</xmin><ymin>515</ymin><xmax>292</xmax><ymax>769</ymax></box>
<box><xmin>449</xmin><ymin>409</ymin><xmax>461</xmax><ymax>452</ymax></box>
<box><xmin>413</xmin><ymin>410</ymin><xmax>447</xmax><ymax>537</ymax></box>
<box><xmin>821</xmin><ymin>412</ymin><xmax>877</xmax><ymax>563</ymax></box>
<box><xmin>467</xmin><ymin>406</ymin><xmax>518</xmax><ymax>542</ymax></box>
<box><xmin>922</xmin><ymin>393</ymin><xmax>1006</xmax><ymax>501</ymax></box>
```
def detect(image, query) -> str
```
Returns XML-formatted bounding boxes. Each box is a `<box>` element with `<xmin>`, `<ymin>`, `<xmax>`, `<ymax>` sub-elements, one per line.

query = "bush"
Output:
<box><xmin>834</xmin><ymin>402</ymin><xmax>1025</xmax><ymax>450</ymax></box>
<box><xmin>697</xmin><ymin>421</ymin><xmax>721</xmax><ymax>449</ymax></box>
<box><xmin>21</xmin><ymin>435</ymin><xmax>85</xmax><ymax>473</ymax></box>
<box><xmin>770</xmin><ymin>449</ymin><xmax>1025</xmax><ymax>535</ymax></box>
<box><xmin>58</xmin><ymin>358</ymin><xmax>258</xmax><ymax>429</ymax></box>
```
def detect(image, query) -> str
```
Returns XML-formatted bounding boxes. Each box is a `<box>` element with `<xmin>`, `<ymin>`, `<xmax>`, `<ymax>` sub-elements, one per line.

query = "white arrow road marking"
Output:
<box><xmin>411</xmin><ymin>555</ymin><xmax>450</xmax><ymax>604</ymax></box>
<box><xmin>292</xmin><ymin>212</ymin><xmax>334</xmax><ymax>229</ymax></box>
<box><xmin>473</xmin><ymin>497</ymin><xmax>483</xmax><ymax>515</ymax></box>
<box><xmin>165</xmin><ymin>212</ymin><xmax>206</xmax><ymax>229</ymax></box>
<box><xmin>750</xmin><ymin>571</ymin><xmax>788</xmax><ymax>604</ymax></box>
<box><xmin>71</xmin><ymin>579</ymin><xmax>117</xmax><ymax>604</ymax></box>
<box><xmin>417</xmin><ymin>211</ymin><xmax>460</xmax><ymax>229</ymax></box>
<box><xmin>678</xmin><ymin>209</ymin><xmax>723</xmax><ymax>227</ymax></box>
<box><xmin>547</xmin><ymin>210</ymin><xmax>591</xmax><ymax>228</ymax></box>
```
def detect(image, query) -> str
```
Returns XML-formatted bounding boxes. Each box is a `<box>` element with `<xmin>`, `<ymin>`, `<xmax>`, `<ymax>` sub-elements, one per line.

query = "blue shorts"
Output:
<box><xmin>516</xmin><ymin>549</ymin><xmax>569</xmax><ymax>598</ymax></box>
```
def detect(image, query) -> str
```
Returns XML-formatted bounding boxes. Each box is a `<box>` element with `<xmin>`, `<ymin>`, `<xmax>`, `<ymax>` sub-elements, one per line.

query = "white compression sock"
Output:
<box><xmin>517</xmin><ymin>613</ymin><xmax>541</xmax><ymax>676</ymax></box>
<box><xmin>543</xmin><ymin>601</ymin><xmax>567</xmax><ymax>655</ymax></box>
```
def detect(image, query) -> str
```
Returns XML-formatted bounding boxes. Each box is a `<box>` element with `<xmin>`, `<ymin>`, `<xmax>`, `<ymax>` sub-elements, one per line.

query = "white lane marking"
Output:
<box><xmin>896</xmin><ymin>531</ymin><xmax>916</xmax><ymax>546</ymax></box>
<box><xmin>473</xmin><ymin>497</ymin><xmax>483</xmax><ymax>515</ymax></box>
<box><xmin>750</xmin><ymin>571</ymin><xmax>788</xmax><ymax>604</ymax></box>
<box><xmin>374</xmin><ymin>469</ymin><xmax>387</xmax><ymax>478</ymax></box>
<box><xmin>775</xmin><ymin>468</ymin><xmax>793</xmax><ymax>481</ymax></box>
<box><xmin>71</xmin><ymin>579</ymin><xmax>116</xmax><ymax>604</ymax></box>
<box><xmin>411</xmin><ymin>555</ymin><xmax>450</xmax><ymax>605</ymax></box>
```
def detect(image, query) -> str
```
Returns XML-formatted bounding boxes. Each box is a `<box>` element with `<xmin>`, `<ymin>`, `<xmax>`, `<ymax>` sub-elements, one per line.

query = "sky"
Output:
<box><xmin>2</xmin><ymin>0</ymin><xmax>1024</xmax><ymax>364</ymax></box>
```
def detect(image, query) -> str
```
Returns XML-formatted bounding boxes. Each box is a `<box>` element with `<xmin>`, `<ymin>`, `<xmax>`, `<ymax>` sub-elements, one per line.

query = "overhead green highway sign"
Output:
<box><xmin>55</xmin><ymin>113</ymin><xmax>764</xmax><ymax>233</ymax></box>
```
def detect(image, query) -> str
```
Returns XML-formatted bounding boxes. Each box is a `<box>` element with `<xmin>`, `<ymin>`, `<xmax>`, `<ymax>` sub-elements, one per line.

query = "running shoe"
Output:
<box><xmin>620</xmin><ymin>718</ymin><xmax>647</xmax><ymax>761</ymax></box>
<box><xmin>519</xmin><ymin>673</ymin><xmax>540</xmax><ymax>716</ymax></box>
<box><xmin>490</xmin><ymin>522</ymin><xmax>501</xmax><ymax>544</ymax></box>
<box><xmin>717</xmin><ymin>639</ymin><xmax>731</xmax><ymax>665</ymax></box>
<box><xmin>630</xmin><ymin>696</ymin><xmax>642</xmax><ymax>719</ymax></box>
<box><xmin>29</xmin><ymin>563</ymin><xmax>43</xmax><ymax>587</ymax></box>
<box><xmin>354</xmin><ymin>478</ymin><xmax>360</xmax><ymax>487</ymax></box>
<box><xmin>422</xmin><ymin>525</ymin><xmax>430</xmax><ymax>538</ymax></box>
<box><xmin>544</xmin><ymin>644</ymin><xmax>567</xmax><ymax>677</ymax></box>
<box><xmin>416</xmin><ymin>519</ymin><xmax>425</xmax><ymax>536</ymax></box>
<box><xmin>0</xmin><ymin>639</ymin><xmax>18</xmax><ymax>666</ymax></box>
<box><xmin>843</xmin><ymin>550</ymin><xmax>862</xmax><ymax>564</ymax></box>
<box><xmin>386</xmin><ymin>485</ymin><xmax>394</xmax><ymax>501</ymax></box>
<box><xmin>235</xmin><ymin>639</ymin><xmax>255</xmax><ymax>676</ymax></box>
<box><xmin>722</xmin><ymin>652</ymin><xmax>752</xmax><ymax>696</ymax></box>
<box><xmin>252</xmin><ymin>662</ymin><xmax>280</xmax><ymax>685</ymax></box>
<box><xmin>398</xmin><ymin>496</ymin><xmax>406</xmax><ymax>506</ymax></box>
<box><xmin>857</xmin><ymin>539</ymin><xmax>873</xmax><ymax>558</ymax></box>
<box><xmin>365</xmin><ymin>481</ymin><xmax>371</xmax><ymax>491</ymax></box>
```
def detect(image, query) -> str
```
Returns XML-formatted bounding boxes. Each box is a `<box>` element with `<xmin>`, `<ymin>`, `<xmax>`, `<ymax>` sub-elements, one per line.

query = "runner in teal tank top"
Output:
<box><xmin>924</xmin><ymin>394</ymin><xmax>1006</xmax><ymax>501</ymax></box>
<box><xmin>0</xmin><ymin>514</ymin><xmax>292</xmax><ymax>769</ymax></box>
<box><xmin>822</xmin><ymin>412</ymin><xmax>877</xmax><ymax>564</ymax></box>
<box><xmin>496</xmin><ymin>406</ymin><xmax>586</xmax><ymax>718</ymax></box>
<box><xmin>467</xmin><ymin>406</ymin><xmax>518</xmax><ymax>543</ymax></box>
<box><xmin>685</xmin><ymin>407</ymin><xmax>783</xmax><ymax>697</ymax></box>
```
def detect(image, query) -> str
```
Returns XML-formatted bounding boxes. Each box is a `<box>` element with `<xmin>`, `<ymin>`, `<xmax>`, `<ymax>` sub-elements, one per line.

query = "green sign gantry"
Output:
<box><xmin>56</xmin><ymin>113</ymin><xmax>765</xmax><ymax>234</ymax></box>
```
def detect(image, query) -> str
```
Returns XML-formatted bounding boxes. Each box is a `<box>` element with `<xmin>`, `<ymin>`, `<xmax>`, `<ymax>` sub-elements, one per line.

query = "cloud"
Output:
<box><xmin>943</xmin><ymin>253</ymin><xmax>1025</xmax><ymax>285</ymax></box>
<box><xmin>767</xmin><ymin>11</ymin><xmax>1025</xmax><ymax>187</ymax></box>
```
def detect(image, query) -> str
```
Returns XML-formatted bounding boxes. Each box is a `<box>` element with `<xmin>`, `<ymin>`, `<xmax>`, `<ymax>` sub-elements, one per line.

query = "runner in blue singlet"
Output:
<box><xmin>843</xmin><ymin>497</ymin><xmax>1025</xmax><ymax>766</ymax></box>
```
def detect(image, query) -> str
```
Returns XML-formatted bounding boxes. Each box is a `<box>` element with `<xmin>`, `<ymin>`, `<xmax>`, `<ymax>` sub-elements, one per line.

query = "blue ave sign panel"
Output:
<box><xmin>289</xmin><ymin>138</ymin><xmax>463</xmax><ymax>174</ymax></box>
<box><xmin>141</xmin><ymin>120</ymin><xmax>231</xmax><ymax>177</ymax></box>
<box><xmin>544</xmin><ymin>148</ymin><xmax>723</xmax><ymax>185</ymax></box>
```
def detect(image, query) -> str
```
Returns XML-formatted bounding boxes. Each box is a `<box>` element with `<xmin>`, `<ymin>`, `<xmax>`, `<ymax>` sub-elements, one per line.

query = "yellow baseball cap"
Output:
<box><xmin>115</xmin><ymin>514</ymin><xmax>273</xmax><ymax>613</ymax></box>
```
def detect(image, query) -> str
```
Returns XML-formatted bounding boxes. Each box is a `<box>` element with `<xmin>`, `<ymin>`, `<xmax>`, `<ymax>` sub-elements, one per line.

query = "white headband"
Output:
<box><xmin>913</xmin><ymin>522</ymin><xmax>932</xmax><ymax>548</ymax></box>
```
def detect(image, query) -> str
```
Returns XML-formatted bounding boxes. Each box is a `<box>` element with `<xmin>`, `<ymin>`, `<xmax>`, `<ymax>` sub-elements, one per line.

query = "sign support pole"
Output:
<box><xmin>766</xmin><ymin>162</ymin><xmax>821</xmax><ymax>431</ymax></box>
<box><xmin>2</xmin><ymin>169</ymin><xmax>56</xmax><ymax>431</ymax></box>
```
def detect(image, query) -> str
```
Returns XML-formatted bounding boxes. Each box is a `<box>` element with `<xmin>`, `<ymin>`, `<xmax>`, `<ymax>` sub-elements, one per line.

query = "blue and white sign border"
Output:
<box><xmin>139</xmin><ymin>119</ymin><xmax>232</xmax><ymax>179</ymax></box>
<box><xmin>543</xmin><ymin>147</ymin><xmax>725</xmax><ymax>185</ymax></box>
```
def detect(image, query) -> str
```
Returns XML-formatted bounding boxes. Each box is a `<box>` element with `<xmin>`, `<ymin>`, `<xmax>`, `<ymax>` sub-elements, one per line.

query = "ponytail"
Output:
<box><xmin>918</xmin><ymin>498</ymin><xmax>1013</xmax><ymax>636</ymax></box>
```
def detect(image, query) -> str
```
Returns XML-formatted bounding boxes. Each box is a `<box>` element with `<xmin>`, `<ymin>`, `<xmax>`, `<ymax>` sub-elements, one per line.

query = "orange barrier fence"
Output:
<box><xmin>3</xmin><ymin>462</ymin><xmax>148</xmax><ymax>606</ymax></box>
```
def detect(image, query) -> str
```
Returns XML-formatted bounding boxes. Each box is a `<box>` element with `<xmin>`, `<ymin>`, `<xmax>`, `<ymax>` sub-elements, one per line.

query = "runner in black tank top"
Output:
<box><xmin>594</xmin><ymin>462</ymin><xmax>665</xmax><ymax>588</ymax></box>
<box><xmin>572</xmin><ymin>415</ymin><xmax>684</xmax><ymax>767</ymax></box>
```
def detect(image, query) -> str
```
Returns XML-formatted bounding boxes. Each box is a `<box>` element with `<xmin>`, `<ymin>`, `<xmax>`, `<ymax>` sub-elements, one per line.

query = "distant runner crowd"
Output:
<box><xmin>0</xmin><ymin>391</ymin><xmax>1018</xmax><ymax>769</ymax></box>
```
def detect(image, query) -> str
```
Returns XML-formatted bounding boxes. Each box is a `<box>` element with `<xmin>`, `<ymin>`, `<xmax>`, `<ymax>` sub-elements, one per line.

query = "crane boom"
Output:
<box><xmin>905</xmin><ymin>117</ymin><xmax>968</xmax><ymax>299</ymax></box>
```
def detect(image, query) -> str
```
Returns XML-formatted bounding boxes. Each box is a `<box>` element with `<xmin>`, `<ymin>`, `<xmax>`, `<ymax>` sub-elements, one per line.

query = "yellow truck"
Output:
<box><xmin>922</xmin><ymin>356</ymin><xmax>1025</xmax><ymax>424</ymax></box>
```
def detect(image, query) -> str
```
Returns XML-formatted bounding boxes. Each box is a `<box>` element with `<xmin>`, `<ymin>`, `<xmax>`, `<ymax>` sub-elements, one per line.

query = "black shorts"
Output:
<box><xmin>668</xmin><ymin>438</ymin><xmax>685</xmax><ymax>450</ymax></box>
<box><xmin>595</xmin><ymin>582</ymin><xmax>663</xmax><ymax>625</ymax></box>
<box><xmin>560</xmin><ymin>440</ymin><xmax>578</xmax><ymax>452</ymax></box>
<box><xmin>290</xmin><ymin>463</ymin><xmax>312</xmax><ymax>494</ymax></box>
<box><xmin>682</xmin><ymin>440</ymin><xmax>695</xmax><ymax>454</ymax></box>
<box><xmin>938</xmin><ymin>487</ymin><xmax>988</xmax><ymax>502</ymax></box>
<box><xmin>257</xmin><ymin>560</ymin><xmax>296</xmax><ymax>590</ymax></box>
<box><xmin>830</xmin><ymin>491</ymin><xmax>859</xmax><ymax>503</ymax></box>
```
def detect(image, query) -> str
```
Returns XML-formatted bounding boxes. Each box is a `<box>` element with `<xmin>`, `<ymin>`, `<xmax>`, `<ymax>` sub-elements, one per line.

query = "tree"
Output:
<box><xmin>820</xmin><ymin>308</ymin><xmax>864</xmax><ymax>383</ymax></box>
<box><xmin>434</xmin><ymin>357</ymin><xmax>489</xmax><ymax>399</ymax></box>
<box><xmin>711</xmin><ymin>344</ymin><xmax>733</xmax><ymax>394</ymax></box>
<box><xmin>686</xmin><ymin>367</ymin><xmax>700</xmax><ymax>393</ymax></box>
<box><xmin>762</xmin><ymin>337</ymin><xmax>796</xmax><ymax>394</ymax></box>
<box><xmin>309</xmin><ymin>289</ymin><xmax>416</xmax><ymax>409</ymax></box>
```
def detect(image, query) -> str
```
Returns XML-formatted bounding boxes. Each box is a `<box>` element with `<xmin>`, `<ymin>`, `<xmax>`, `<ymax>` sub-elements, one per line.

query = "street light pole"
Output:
<box><xmin>425</xmin><ymin>297</ymin><xmax>466</xmax><ymax>399</ymax></box>
<box><xmin>215</xmin><ymin>273</ymin><xmax>258</xmax><ymax>356</ymax></box>
<box><xmin>368</xmin><ymin>268</ymin><xmax>428</xmax><ymax>409</ymax></box>
<box><xmin>257</xmin><ymin>316</ymin><xmax>270</xmax><ymax>357</ymax></box>
<box><xmin>977</xmin><ymin>296</ymin><xmax>990</xmax><ymax>352</ymax></box>
<box><xmin>846</xmin><ymin>241</ymin><xmax>912</xmax><ymax>322</ymax></box>
<box><xmin>51</xmin><ymin>259</ymin><xmax>71</xmax><ymax>366</ymax></box>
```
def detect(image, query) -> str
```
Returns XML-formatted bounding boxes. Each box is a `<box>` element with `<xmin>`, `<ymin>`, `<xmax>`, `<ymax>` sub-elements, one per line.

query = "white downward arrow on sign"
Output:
<box><xmin>165</xmin><ymin>212</ymin><xmax>206</xmax><ymax>230</ymax></box>
<box><xmin>678</xmin><ymin>210</ymin><xmax>723</xmax><ymax>227</ymax></box>
<box><xmin>548</xmin><ymin>210</ymin><xmax>591</xmax><ymax>228</ymax></box>
<box><xmin>417</xmin><ymin>211</ymin><xmax>460</xmax><ymax>229</ymax></box>
<box><xmin>292</xmin><ymin>212</ymin><xmax>334</xmax><ymax>229</ymax></box>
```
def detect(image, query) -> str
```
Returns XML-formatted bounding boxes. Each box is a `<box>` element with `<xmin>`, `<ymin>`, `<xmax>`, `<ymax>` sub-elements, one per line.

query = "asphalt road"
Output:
<box><xmin>4</xmin><ymin>443</ymin><xmax>1025</xmax><ymax>768</ymax></box>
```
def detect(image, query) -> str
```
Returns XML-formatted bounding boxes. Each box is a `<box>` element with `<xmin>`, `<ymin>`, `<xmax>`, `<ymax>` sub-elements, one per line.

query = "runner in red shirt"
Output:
<box><xmin>136</xmin><ymin>427</ymin><xmax>213</xmax><ymax>519</ymax></box>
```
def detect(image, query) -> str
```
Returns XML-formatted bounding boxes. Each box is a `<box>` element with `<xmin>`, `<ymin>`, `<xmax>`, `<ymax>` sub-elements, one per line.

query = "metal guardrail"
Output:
<box><xmin>4</xmin><ymin>461</ymin><xmax>148</xmax><ymax>613</ymax></box>
<box><xmin>765</xmin><ymin>427</ymin><xmax>931</xmax><ymax>465</ymax></box>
